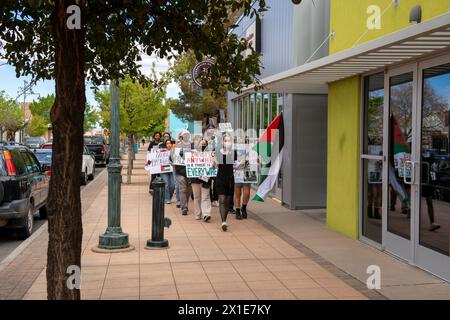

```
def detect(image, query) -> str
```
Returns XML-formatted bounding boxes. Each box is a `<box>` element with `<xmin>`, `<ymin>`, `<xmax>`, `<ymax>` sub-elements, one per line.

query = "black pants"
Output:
<box><xmin>218</xmin><ymin>195</ymin><xmax>230</xmax><ymax>222</ymax></box>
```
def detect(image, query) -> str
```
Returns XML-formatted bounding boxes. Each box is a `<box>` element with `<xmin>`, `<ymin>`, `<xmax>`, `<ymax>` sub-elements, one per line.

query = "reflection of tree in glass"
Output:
<box><xmin>422</xmin><ymin>81</ymin><xmax>448</xmax><ymax>133</ymax></box>
<box><xmin>367</xmin><ymin>94</ymin><xmax>384</xmax><ymax>145</ymax></box>
<box><xmin>390</xmin><ymin>83</ymin><xmax>413</xmax><ymax>142</ymax></box>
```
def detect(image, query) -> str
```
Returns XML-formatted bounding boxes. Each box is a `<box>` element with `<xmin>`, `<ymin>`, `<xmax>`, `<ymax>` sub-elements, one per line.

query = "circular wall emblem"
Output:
<box><xmin>192</xmin><ymin>59</ymin><xmax>215</xmax><ymax>87</ymax></box>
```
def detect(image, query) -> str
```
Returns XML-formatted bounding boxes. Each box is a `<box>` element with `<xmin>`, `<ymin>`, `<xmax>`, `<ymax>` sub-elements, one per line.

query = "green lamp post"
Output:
<box><xmin>97</xmin><ymin>80</ymin><xmax>130</xmax><ymax>250</ymax></box>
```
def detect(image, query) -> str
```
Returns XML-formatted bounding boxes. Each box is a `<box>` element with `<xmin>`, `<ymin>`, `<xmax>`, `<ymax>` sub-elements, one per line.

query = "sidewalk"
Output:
<box><xmin>16</xmin><ymin>145</ymin><xmax>374</xmax><ymax>300</ymax></box>
<box><xmin>248</xmin><ymin>200</ymin><xmax>450</xmax><ymax>300</ymax></box>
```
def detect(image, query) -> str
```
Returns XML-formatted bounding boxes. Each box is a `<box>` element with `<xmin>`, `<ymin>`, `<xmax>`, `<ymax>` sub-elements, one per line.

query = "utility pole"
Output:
<box><xmin>16</xmin><ymin>80</ymin><xmax>39</xmax><ymax>143</ymax></box>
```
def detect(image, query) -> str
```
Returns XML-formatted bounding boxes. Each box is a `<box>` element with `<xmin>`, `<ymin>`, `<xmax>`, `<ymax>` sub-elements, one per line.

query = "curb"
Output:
<box><xmin>0</xmin><ymin>168</ymin><xmax>108</xmax><ymax>272</ymax></box>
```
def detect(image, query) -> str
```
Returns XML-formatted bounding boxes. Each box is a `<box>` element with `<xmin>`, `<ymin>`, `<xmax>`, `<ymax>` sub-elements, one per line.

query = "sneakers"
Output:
<box><xmin>430</xmin><ymin>223</ymin><xmax>441</xmax><ymax>231</ymax></box>
<box><xmin>212</xmin><ymin>201</ymin><xmax>219</xmax><ymax>207</ymax></box>
<box><xmin>195</xmin><ymin>215</ymin><xmax>201</xmax><ymax>220</ymax></box>
<box><xmin>203</xmin><ymin>215</ymin><xmax>211</xmax><ymax>223</ymax></box>
<box><xmin>229</xmin><ymin>208</ymin><xmax>235</xmax><ymax>214</ymax></box>
<box><xmin>165</xmin><ymin>200</ymin><xmax>171</xmax><ymax>204</ymax></box>
<box><xmin>241</xmin><ymin>205</ymin><xmax>247</xmax><ymax>219</ymax></box>
<box><xmin>221</xmin><ymin>222</ymin><xmax>228</xmax><ymax>231</ymax></box>
<box><xmin>235</xmin><ymin>208</ymin><xmax>242</xmax><ymax>220</ymax></box>
<box><xmin>176</xmin><ymin>201</ymin><xmax>181</xmax><ymax>208</ymax></box>
<box><xmin>182</xmin><ymin>209</ymin><xmax>188</xmax><ymax>216</ymax></box>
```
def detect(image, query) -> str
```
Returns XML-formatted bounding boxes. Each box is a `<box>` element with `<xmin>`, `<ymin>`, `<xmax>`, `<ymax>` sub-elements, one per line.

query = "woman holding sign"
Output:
<box><xmin>190</xmin><ymin>139</ymin><xmax>212</xmax><ymax>222</ymax></box>
<box><xmin>215</xmin><ymin>133</ymin><xmax>235</xmax><ymax>231</ymax></box>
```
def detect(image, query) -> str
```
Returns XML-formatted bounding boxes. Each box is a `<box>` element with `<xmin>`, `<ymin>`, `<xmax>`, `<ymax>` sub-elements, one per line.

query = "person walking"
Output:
<box><xmin>190</xmin><ymin>139</ymin><xmax>212</xmax><ymax>222</ymax></box>
<box><xmin>147</xmin><ymin>131</ymin><xmax>163</xmax><ymax>193</ymax></box>
<box><xmin>215</xmin><ymin>133</ymin><xmax>235</xmax><ymax>231</ymax></box>
<box><xmin>171</xmin><ymin>130</ymin><xmax>192</xmax><ymax>215</ymax></box>
<box><xmin>160</xmin><ymin>139</ymin><xmax>175</xmax><ymax>204</ymax></box>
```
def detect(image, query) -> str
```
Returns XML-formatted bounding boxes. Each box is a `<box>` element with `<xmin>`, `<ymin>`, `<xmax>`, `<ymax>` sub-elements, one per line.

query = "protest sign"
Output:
<box><xmin>218</xmin><ymin>122</ymin><xmax>233</xmax><ymax>133</ymax></box>
<box><xmin>145</xmin><ymin>149</ymin><xmax>172</xmax><ymax>174</ymax></box>
<box><xmin>171</xmin><ymin>148</ymin><xmax>185</xmax><ymax>166</ymax></box>
<box><xmin>234</xmin><ymin>143</ymin><xmax>258</xmax><ymax>184</ymax></box>
<box><xmin>185</xmin><ymin>151</ymin><xmax>217</xmax><ymax>178</ymax></box>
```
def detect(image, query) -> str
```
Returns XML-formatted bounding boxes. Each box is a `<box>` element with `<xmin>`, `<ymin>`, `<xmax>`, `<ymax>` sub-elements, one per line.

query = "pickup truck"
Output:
<box><xmin>83</xmin><ymin>136</ymin><xmax>110</xmax><ymax>167</ymax></box>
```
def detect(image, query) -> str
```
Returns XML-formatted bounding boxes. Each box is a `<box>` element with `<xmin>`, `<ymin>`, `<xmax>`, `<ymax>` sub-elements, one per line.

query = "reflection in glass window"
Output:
<box><xmin>364</xmin><ymin>73</ymin><xmax>384</xmax><ymax>155</ymax></box>
<box><xmin>420</xmin><ymin>63</ymin><xmax>450</xmax><ymax>256</ymax></box>
<box><xmin>362</xmin><ymin>73</ymin><xmax>384</xmax><ymax>243</ymax></box>
<box><xmin>263</xmin><ymin>93</ymin><xmax>269</xmax><ymax>128</ymax></box>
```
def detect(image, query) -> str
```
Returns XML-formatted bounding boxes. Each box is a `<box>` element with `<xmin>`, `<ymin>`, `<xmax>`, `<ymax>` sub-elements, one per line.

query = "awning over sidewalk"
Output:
<box><xmin>242</xmin><ymin>12</ymin><xmax>450</xmax><ymax>95</ymax></box>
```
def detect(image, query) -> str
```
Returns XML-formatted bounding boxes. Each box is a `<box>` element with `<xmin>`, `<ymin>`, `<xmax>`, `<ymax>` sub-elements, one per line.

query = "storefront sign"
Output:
<box><xmin>185</xmin><ymin>151</ymin><xmax>217</xmax><ymax>178</ymax></box>
<box><xmin>145</xmin><ymin>149</ymin><xmax>172</xmax><ymax>174</ymax></box>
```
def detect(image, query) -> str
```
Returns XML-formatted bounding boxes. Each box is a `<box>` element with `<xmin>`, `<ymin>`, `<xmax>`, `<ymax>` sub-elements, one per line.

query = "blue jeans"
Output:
<box><xmin>161</xmin><ymin>172</ymin><xmax>175</xmax><ymax>203</ymax></box>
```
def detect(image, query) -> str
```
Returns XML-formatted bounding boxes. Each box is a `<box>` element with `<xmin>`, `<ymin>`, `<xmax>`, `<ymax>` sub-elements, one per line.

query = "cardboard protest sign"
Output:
<box><xmin>234</xmin><ymin>143</ymin><xmax>258</xmax><ymax>184</ymax></box>
<box><xmin>185</xmin><ymin>151</ymin><xmax>217</xmax><ymax>178</ymax></box>
<box><xmin>145</xmin><ymin>149</ymin><xmax>172</xmax><ymax>174</ymax></box>
<box><xmin>171</xmin><ymin>148</ymin><xmax>185</xmax><ymax>166</ymax></box>
<box><xmin>218</xmin><ymin>122</ymin><xmax>233</xmax><ymax>133</ymax></box>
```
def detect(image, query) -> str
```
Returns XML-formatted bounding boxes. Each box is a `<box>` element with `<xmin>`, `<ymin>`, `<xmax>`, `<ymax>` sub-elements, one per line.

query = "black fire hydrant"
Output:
<box><xmin>146</xmin><ymin>177</ymin><xmax>171</xmax><ymax>248</ymax></box>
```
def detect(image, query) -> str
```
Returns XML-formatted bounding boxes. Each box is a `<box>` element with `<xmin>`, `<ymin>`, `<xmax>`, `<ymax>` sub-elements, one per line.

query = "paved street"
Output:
<box><xmin>1</xmin><ymin>146</ymin><xmax>371</xmax><ymax>300</ymax></box>
<box><xmin>0</xmin><ymin>167</ymin><xmax>106</xmax><ymax>265</ymax></box>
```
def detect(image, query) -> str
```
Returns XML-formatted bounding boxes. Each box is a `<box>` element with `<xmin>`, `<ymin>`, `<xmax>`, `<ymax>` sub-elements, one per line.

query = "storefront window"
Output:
<box><xmin>363</xmin><ymin>73</ymin><xmax>385</xmax><ymax>155</ymax></box>
<box><xmin>362</xmin><ymin>73</ymin><xmax>384</xmax><ymax>244</ymax></box>
<box><xmin>256</xmin><ymin>93</ymin><xmax>261</xmax><ymax>136</ymax></box>
<box><xmin>250</xmin><ymin>94</ymin><xmax>255</xmax><ymax>131</ymax></box>
<box><xmin>271</xmin><ymin>93</ymin><xmax>278</xmax><ymax>122</ymax></box>
<box><xmin>263</xmin><ymin>93</ymin><xmax>269</xmax><ymax>128</ymax></box>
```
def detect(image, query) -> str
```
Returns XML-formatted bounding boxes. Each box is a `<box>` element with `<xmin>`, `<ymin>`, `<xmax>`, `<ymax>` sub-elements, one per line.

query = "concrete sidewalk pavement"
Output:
<box><xmin>18</xmin><ymin>145</ymin><xmax>375</xmax><ymax>300</ymax></box>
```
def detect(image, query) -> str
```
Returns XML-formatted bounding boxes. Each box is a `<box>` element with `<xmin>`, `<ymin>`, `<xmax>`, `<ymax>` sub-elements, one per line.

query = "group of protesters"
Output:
<box><xmin>146</xmin><ymin>125</ymin><xmax>252</xmax><ymax>232</ymax></box>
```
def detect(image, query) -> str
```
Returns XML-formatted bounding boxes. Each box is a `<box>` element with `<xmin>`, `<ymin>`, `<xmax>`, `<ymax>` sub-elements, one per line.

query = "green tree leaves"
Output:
<box><xmin>95</xmin><ymin>77</ymin><xmax>167</xmax><ymax>137</ymax></box>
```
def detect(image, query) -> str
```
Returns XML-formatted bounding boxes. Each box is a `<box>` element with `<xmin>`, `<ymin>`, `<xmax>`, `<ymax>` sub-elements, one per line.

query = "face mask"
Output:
<box><xmin>224</xmin><ymin>142</ymin><xmax>232</xmax><ymax>149</ymax></box>
<box><xmin>183</xmin><ymin>135</ymin><xmax>190</xmax><ymax>142</ymax></box>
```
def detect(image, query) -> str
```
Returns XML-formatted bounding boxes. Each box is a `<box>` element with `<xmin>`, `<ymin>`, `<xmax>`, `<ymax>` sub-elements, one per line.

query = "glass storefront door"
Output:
<box><xmin>371</xmin><ymin>54</ymin><xmax>450</xmax><ymax>281</ymax></box>
<box><xmin>415</xmin><ymin>55</ymin><xmax>450</xmax><ymax>281</ymax></box>
<box><xmin>384</xmin><ymin>65</ymin><xmax>418</xmax><ymax>262</ymax></box>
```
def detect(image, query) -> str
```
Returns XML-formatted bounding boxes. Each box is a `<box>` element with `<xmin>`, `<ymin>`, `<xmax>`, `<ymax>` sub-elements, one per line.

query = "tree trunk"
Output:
<box><xmin>131</xmin><ymin>134</ymin><xmax>135</xmax><ymax>165</ymax></box>
<box><xmin>127</xmin><ymin>134</ymin><xmax>133</xmax><ymax>184</ymax></box>
<box><xmin>47</xmin><ymin>0</ymin><xmax>85</xmax><ymax>300</ymax></box>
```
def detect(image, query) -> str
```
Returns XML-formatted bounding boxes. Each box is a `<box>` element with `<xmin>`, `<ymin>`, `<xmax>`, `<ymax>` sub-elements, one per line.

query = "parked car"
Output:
<box><xmin>33</xmin><ymin>149</ymin><xmax>53</xmax><ymax>176</ymax></box>
<box><xmin>24</xmin><ymin>137</ymin><xmax>45</xmax><ymax>149</ymax></box>
<box><xmin>0</xmin><ymin>143</ymin><xmax>50</xmax><ymax>239</ymax></box>
<box><xmin>84</xmin><ymin>136</ymin><xmax>110</xmax><ymax>167</ymax></box>
<box><xmin>41</xmin><ymin>140</ymin><xmax>53</xmax><ymax>149</ymax></box>
<box><xmin>81</xmin><ymin>145</ymin><xmax>95</xmax><ymax>185</ymax></box>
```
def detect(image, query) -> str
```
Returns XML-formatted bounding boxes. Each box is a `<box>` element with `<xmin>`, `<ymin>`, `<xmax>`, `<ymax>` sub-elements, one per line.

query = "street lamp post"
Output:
<box><xmin>97</xmin><ymin>80</ymin><xmax>130</xmax><ymax>250</ymax></box>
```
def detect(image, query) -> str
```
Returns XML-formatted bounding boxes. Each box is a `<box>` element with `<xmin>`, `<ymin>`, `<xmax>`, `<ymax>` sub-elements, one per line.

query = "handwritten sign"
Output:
<box><xmin>145</xmin><ymin>149</ymin><xmax>172</xmax><ymax>174</ymax></box>
<box><xmin>185</xmin><ymin>151</ymin><xmax>217</xmax><ymax>178</ymax></box>
<box><xmin>234</xmin><ymin>143</ymin><xmax>258</xmax><ymax>184</ymax></box>
<box><xmin>218</xmin><ymin>122</ymin><xmax>233</xmax><ymax>133</ymax></box>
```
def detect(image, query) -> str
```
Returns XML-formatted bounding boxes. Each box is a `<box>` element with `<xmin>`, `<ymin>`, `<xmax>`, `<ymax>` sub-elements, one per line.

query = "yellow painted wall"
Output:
<box><xmin>327</xmin><ymin>76</ymin><xmax>361</xmax><ymax>239</ymax></box>
<box><xmin>330</xmin><ymin>0</ymin><xmax>450</xmax><ymax>54</ymax></box>
<box><xmin>326</xmin><ymin>1</ymin><xmax>450</xmax><ymax>238</ymax></box>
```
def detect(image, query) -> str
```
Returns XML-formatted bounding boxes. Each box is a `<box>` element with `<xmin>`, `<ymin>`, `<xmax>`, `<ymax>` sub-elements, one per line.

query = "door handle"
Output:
<box><xmin>403</xmin><ymin>161</ymin><xmax>415</xmax><ymax>185</ymax></box>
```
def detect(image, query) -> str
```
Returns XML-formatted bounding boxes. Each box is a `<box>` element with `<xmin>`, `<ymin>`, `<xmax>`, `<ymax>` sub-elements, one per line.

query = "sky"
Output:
<box><xmin>0</xmin><ymin>54</ymin><xmax>181</xmax><ymax>105</ymax></box>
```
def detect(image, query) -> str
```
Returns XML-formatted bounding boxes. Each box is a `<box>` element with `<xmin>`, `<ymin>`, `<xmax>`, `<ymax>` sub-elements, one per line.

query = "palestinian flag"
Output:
<box><xmin>253</xmin><ymin>113</ymin><xmax>284</xmax><ymax>202</ymax></box>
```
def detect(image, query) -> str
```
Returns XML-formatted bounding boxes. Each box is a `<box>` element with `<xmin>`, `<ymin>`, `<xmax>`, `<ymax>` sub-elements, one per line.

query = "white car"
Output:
<box><xmin>81</xmin><ymin>145</ymin><xmax>95</xmax><ymax>185</ymax></box>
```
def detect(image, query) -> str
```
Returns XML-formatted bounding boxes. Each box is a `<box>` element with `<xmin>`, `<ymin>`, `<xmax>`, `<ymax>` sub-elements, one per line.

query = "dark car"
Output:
<box><xmin>84</xmin><ymin>136</ymin><xmax>110</xmax><ymax>167</ymax></box>
<box><xmin>0</xmin><ymin>143</ymin><xmax>50</xmax><ymax>239</ymax></box>
<box><xmin>33</xmin><ymin>149</ymin><xmax>52</xmax><ymax>176</ymax></box>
